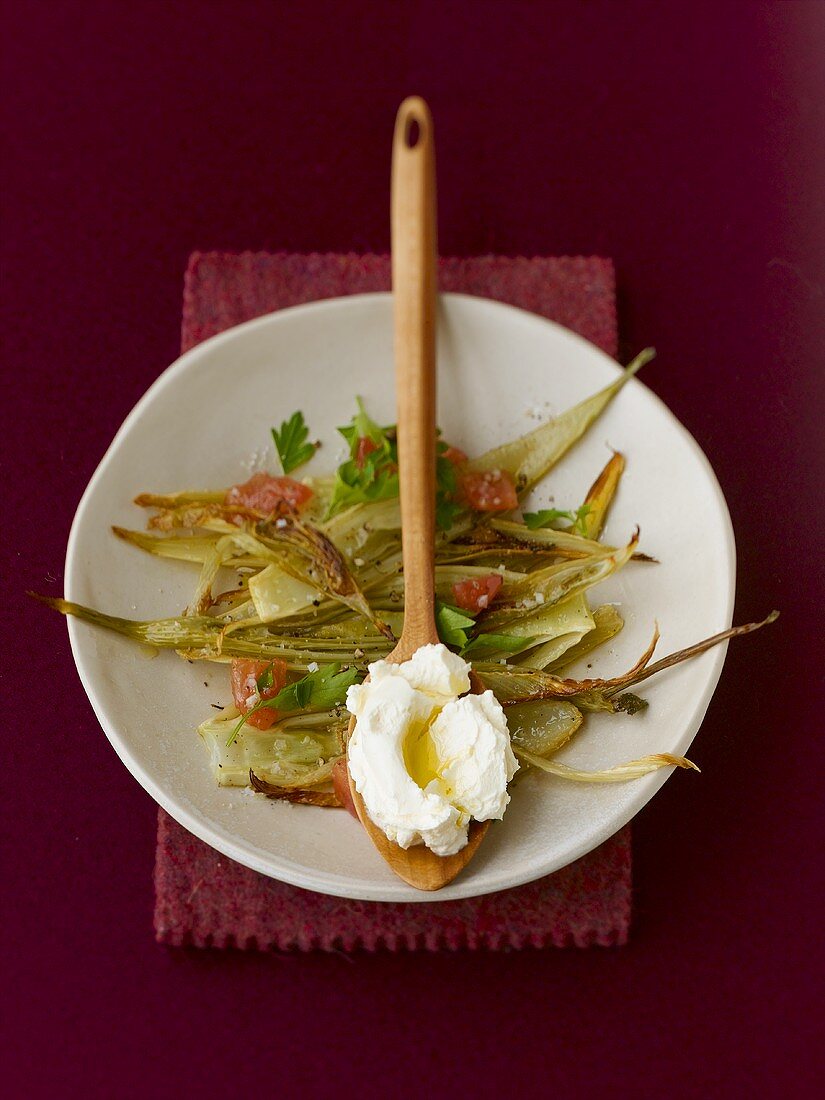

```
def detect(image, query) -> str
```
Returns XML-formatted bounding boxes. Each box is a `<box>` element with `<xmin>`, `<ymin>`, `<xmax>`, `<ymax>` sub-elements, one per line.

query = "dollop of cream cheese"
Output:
<box><xmin>346</xmin><ymin>643</ymin><xmax>518</xmax><ymax>856</ymax></box>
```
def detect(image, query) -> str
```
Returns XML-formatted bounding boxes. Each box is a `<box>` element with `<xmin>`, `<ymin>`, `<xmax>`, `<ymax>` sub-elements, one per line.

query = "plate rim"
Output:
<box><xmin>65</xmin><ymin>291</ymin><xmax>736</xmax><ymax>902</ymax></box>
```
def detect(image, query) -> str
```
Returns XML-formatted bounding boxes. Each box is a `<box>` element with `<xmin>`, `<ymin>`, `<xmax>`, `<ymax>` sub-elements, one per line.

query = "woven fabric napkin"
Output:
<box><xmin>154</xmin><ymin>251</ymin><xmax>630</xmax><ymax>951</ymax></box>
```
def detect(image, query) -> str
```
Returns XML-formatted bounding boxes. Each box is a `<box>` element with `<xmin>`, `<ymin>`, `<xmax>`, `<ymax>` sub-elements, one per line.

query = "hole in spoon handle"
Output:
<box><xmin>405</xmin><ymin>116</ymin><xmax>421</xmax><ymax>148</ymax></box>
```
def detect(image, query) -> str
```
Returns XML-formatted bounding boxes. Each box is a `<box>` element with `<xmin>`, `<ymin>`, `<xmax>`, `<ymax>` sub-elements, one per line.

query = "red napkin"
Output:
<box><xmin>154</xmin><ymin>251</ymin><xmax>630</xmax><ymax>951</ymax></box>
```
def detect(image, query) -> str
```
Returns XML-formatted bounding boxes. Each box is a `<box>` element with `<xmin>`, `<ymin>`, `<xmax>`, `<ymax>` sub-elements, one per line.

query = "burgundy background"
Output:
<box><xmin>3</xmin><ymin>1</ymin><xmax>823</xmax><ymax>1097</ymax></box>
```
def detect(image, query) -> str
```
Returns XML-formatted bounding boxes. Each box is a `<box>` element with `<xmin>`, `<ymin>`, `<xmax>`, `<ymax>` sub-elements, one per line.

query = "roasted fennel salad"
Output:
<box><xmin>42</xmin><ymin>349</ymin><xmax>775</xmax><ymax>813</ymax></box>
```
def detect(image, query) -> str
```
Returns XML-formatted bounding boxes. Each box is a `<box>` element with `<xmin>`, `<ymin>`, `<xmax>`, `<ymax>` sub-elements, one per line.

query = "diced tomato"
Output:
<box><xmin>230</xmin><ymin>658</ymin><xmax>288</xmax><ymax>731</ymax></box>
<box><xmin>355</xmin><ymin>436</ymin><xmax>380</xmax><ymax>469</ymax></box>
<box><xmin>225</xmin><ymin>472</ymin><xmax>313</xmax><ymax>517</ymax></box>
<box><xmin>451</xmin><ymin>573</ymin><xmax>503</xmax><ymax>613</ymax></box>
<box><xmin>442</xmin><ymin>445</ymin><xmax>468</xmax><ymax>467</ymax></box>
<box><xmin>332</xmin><ymin>759</ymin><xmax>359</xmax><ymax>820</ymax></box>
<box><xmin>459</xmin><ymin>468</ymin><xmax>519</xmax><ymax>512</ymax></box>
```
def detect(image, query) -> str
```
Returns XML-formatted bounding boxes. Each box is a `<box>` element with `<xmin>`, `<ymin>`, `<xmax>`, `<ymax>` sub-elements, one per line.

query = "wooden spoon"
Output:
<box><xmin>346</xmin><ymin>96</ymin><xmax>488</xmax><ymax>891</ymax></box>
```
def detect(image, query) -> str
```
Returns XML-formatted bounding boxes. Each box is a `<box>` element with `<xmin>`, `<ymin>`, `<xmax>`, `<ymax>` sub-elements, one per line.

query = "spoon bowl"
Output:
<box><xmin>346</xmin><ymin>671</ymin><xmax>489</xmax><ymax>891</ymax></box>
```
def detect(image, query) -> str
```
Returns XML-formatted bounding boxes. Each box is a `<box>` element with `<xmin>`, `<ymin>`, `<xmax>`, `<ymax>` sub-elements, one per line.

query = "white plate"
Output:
<box><xmin>66</xmin><ymin>293</ymin><xmax>735</xmax><ymax>902</ymax></box>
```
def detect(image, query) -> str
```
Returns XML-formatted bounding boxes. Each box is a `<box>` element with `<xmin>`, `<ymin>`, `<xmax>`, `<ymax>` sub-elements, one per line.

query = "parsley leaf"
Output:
<box><xmin>328</xmin><ymin>399</ymin><xmax>399</xmax><ymax>517</ymax></box>
<box><xmin>271</xmin><ymin>663</ymin><xmax>361</xmax><ymax>713</ymax></box>
<box><xmin>435</xmin><ymin>441</ymin><xmax>463</xmax><ymax>531</ymax></box>
<box><xmin>435</xmin><ymin>600</ymin><xmax>476</xmax><ymax>649</ymax></box>
<box><xmin>226</xmin><ymin>663</ymin><xmax>361</xmax><ymax>745</ymax></box>
<box><xmin>271</xmin><ymin>410</ymin><xmax>318</xmax><ymax>475</ymax></box>
<box><xmin>328</xmin><ymin>401</ymin><xmax>465</xmax><ymax>530</ymax></box>
<box><xmin>255</xmin><ymin>666</ymin><xmax>274</xmax><ymax>693</ymax></box>
<box><xmin>337</xmin><ymin>397</ymin><xmax>388</xmax><ymax>449</ymax></box>
<box><xmin>327</xmin><ymin>453</ymin><xmax>399</xmax><ymax>514</ymax></box>
<box><xmin>523</xmin><ymin>505</ymin><xmax>591</xmax><ymax>535</ymax></box>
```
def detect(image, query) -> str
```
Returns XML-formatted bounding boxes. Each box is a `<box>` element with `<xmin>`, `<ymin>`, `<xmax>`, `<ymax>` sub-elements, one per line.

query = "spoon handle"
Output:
<box><xmin>391</xmin><ymin>96</ymin><xmax>440</xmax><ymax>654</ymax></box>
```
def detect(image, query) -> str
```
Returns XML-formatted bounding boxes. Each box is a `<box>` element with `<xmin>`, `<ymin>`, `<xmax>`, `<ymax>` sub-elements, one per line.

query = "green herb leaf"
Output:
<box><xmin>337</xmin><ymin>397</ymin><xmax>389</xmax><ymax>449</ymax></box>
<box><xmin>523</xmin><ymin>508</ymin><xmax>575</xmax><ymax>529</ymax></box>
<box><xmin>435</xmin><ymin>600</ymin><xmax>476</xmax><ymax>649</ymax></box>
<box><xmin>272</xmin><ymin>663</ymin><xmax>361</xmax><ymax>713</ymax></box>
<box><xmin>329</xmin><ymin>401</ymin><xmax>465</xmax><ymax>530</ymax></box>
<box><xmin>255</xmin><ymin>666</ymin><xmax>274</xmax><ymax>693</ymax></box>
<box><xmin>227</xmin><ymin>663</ymin><xmax>362</xmax><ymax>746</ymax></box>
<box><xmin>523</xmin><ymin>505</ymin><xmax>591</xmax><ymax>535</ymax></box>
<box><xmin>327</xmin><ymin>455</ymin><xmax>400</xmax><ymax>514</ymax></box>
<box><xmin>271</xmin><ymin>411</ymin><xmax>318</xmax><ymax>475</ymax></box>
<box><xmin>435</xmin><ymin>495</ymin><xmax>463</xmax><ymax>531</ymax></box>
<box><xmin>435</xmin><ymin>442</ymin><xmax>463</xmax><ymax>531</ymax></box>
<box><xmin>328</xmin><ymin>399</ymin><xmax>399</xmax><ymax>516</ymax></box>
